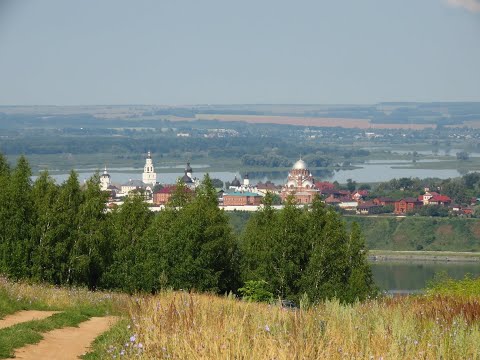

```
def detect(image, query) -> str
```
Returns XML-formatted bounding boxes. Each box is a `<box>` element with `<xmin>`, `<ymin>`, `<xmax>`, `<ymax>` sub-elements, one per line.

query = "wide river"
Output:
<box><xmin>371</xmin><ymin>261</ymin><xmax>480</xmax><ymax>293</ymax></box>
<box><xmin>39</xmin><ymin>160</ymin><xmax>463</xmax><ymax>185</ymax></box>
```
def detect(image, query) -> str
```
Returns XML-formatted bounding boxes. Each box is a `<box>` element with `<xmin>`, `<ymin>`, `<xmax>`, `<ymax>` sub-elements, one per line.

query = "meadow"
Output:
<box><xmin>1</xmin><ymin>276</ymin><xmax>480</xmax><ymax>359</ymax></box>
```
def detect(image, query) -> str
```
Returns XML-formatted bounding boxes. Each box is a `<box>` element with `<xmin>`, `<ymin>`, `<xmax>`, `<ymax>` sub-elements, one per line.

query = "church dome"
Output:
<box><xmin>293</xmin><ymin>159</ymin><xmax>307</xmax><ymax>170</ymax></box>
<box><xmin>231</xmin><ymin>176</ymin><xmax>241</xmax><ymax>187</ymax></box>
<box><xmin>181</xmin><ymin>171</ymin><xmax>193</xmax><ymax>183</ymax></box>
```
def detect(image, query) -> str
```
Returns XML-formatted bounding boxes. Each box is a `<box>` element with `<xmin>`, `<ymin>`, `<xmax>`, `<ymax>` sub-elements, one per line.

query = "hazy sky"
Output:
<box><xmin>0</xmin><ymin>0</ymin><xmax>479</xmax><ymax>105</ymax></box>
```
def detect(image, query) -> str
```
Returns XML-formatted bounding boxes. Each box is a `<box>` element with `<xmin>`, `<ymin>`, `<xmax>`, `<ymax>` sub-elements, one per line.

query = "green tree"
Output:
<box><xmin>0</xmin><ymin>153</ymin><xmax>11</xmax><ymax>273</ymax></box>
<box><xmin>69</xmin><ymin>173</ymin><xmax>109</xmax><ymax>289</ymax></box>
<box><xmin>242</xmin><ymin>194</ymin><xmax>309</xmax><ymax>300</ymax></box>
<box><xmin>300</xmin><ymin>208</ymin><xmax>349</xmax><ymax>302</ymax></box>
<box><xmin>144</xmin><ymin>174</ymin><xmax>239</xmax><ymax>293</ymax></box>
<box><xmin>167</xmin><ymin>180</ymin><xmax>193</xmax><ymax>208</ymax></box>
<box><xmin>344</xmin><ymin>222</ymin><xmax>377</xmax><ymax>302</ymax></box>
<box><xmin>102</xmin><ymin>194</ymin><xmax>153</xmax><ymax>292</ymax></box>
<box><xmin>55</xmin><ymin>171</ymin><xmax>83</xmax><ymax>285</ymax></box>
<box><xmin>240</xmin><ymin>192</ymin><xmax>278</xmax><ymax>294</ymax></box>
<box><xmin>3</xmin><ymin>156</ymin><xmax>34</xmax><ymax>279</ymax></box>
<box><xmin>30</xmin><ymin>171</ymin><xmax>61</xmax><ymax>282</ymax></box>
<box><xmin>346</xmin><ymin>178</ymin><xmax>357</xmax><ymax>192</ymax></box>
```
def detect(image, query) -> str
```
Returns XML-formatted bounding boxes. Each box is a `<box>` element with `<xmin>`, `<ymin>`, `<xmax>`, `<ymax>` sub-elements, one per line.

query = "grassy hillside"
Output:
<box><xmin>228</xmin><ymin>212</ymin><xmax>480</xmax><ymax>252</ymax></box>
<box><xmin>344</xmin><ymin>216</ymin><xmax>480</xmax><ymax>252</ymax></box>
<box><xmin>2</xmin><ymin>275</ymin><xmax>480</xmax><ymax>358</ymax></box>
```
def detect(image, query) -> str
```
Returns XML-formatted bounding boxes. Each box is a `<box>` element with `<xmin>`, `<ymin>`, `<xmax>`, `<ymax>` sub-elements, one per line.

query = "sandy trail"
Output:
<box><xmin>14</xmin><ymin>316</ymin><xmax>118</xmax><ymax>360</ymax></box>
<box><xmin>0</xmin><ymin>310</ymin><xmax>60</xmax><ymax>330</ymax></box>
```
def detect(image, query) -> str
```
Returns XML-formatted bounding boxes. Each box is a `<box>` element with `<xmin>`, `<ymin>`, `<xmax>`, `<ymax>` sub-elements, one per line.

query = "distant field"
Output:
<box><xmin>195</xmin><ymin>114</ymin><xmax>436</xmax><ymax>130</ymax></box>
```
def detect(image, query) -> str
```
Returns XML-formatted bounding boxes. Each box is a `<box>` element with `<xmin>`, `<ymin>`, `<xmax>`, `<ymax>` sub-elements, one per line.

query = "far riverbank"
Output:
<box><xmin>369</xmin><ymin>250</ymin><xmax>480</xmax><ymax>263</ymax></box>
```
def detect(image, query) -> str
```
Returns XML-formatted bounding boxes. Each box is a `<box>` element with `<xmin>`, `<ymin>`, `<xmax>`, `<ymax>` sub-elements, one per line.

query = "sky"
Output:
<box><xmin>0</xmin><ymin>0</ymin><xmax>479</xmax><ymax>105</ymax></box>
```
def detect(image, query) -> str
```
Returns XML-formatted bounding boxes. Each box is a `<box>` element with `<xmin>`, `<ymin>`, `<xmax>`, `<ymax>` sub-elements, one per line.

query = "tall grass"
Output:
<box><xmin>118</xmin><ymin>292</ymin><xmax>480</xmax><ymax>359</ymax></box>
<box><xmin>0</xmin><ymin>276</ymin><xmax>129</xmax><ymax>316</ymax></box>
<box><xmin>2</xmin><ymin>277</ymin><xmax>480</xmax><ymax>359</ymax></box>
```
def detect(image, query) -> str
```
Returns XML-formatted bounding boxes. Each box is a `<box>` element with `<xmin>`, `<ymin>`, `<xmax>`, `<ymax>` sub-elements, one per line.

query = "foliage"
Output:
<box><xmin>142</xmin><ymin>174</ymin><xmax>239</xmax><ymax>293</ymax></box>
<box><xmin>241</xmin><ymin>154</ymin><xmax>291</xmax><ymax>167</ymax></box>
<box><xmin>0</xmin><ymin>152</ymin><xmax>375</xmax><ymax>305</ymax></box>
<box><xmin>344</xmin><ymin>216</ymin><xmax>480</xmax><ymax>251</ymax></box>
<box><xmin>241</xmin><ymin>195</ymin><xmax>376</xmax><ymax>303</ymax></box>
<box><xmin>456</xmin><ymin>151</ymin><xmax>469</xmax><ymax>161</ymax></box>
<box><xmin>410</xmin><ymin>204</ymin><xmax>449</xmax><ymax>217</ymax></box>
<box><xmin>427</xmin><ymin>273</ymin><xmax>480</xmax><ymax>298</ymax></box>
<box><xmin>238</xmin><ymin>280</ymin><xmax>274</xmax><ymax>302</ymax></box>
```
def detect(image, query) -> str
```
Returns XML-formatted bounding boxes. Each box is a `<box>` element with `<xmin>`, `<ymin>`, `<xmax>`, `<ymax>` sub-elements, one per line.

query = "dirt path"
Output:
<box><xmin>14</xmin><ymin>316</ymin><xmax>118</xmax><ymax>360</ymax></box>
<box><xmin>0</xmin><ymin>310</ymin><xmax>60</xmax><ymax>330</ymax></box>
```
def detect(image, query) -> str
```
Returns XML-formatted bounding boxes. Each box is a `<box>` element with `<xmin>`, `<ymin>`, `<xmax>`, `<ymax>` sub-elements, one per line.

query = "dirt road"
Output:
<box><xmin>0</xmin><ymin>310</ymin><xmax>59</xmax><ymax>329</ymax></box>
<box><xmin>14</xmin><ymin>316</ymin><xmax>118</xmax><ymax>360</ymax></box>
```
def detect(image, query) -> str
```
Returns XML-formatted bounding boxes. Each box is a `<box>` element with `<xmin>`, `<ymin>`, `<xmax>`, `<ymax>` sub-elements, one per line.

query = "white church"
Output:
<box><xmin>142</xmin><ymin>151</ymin><xmax>157</xmax><ymax>186</ymax></box>
<box><xmin>100</xmin><ymin>151</ymin><xmax>158</xmax><ymax>196</ymax></box>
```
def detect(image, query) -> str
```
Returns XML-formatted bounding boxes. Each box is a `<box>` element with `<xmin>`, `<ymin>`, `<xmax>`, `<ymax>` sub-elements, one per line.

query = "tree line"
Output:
<box><xmin>0</xmin><ymin>153</ymin><xmax>376</xmax><ymax>304</ymax></box>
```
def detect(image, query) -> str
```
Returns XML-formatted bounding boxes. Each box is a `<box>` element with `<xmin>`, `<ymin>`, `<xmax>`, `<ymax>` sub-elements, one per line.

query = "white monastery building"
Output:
<box><xmin>142</xmin><ymin>151</ymin><xmax>157</xmax><ymax>186</ymax></box>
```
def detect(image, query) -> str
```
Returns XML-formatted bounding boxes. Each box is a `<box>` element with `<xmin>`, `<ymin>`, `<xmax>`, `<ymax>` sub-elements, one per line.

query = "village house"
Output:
<box><xmin>428</xmin><ymin>195</ymin><xmax>452</xmax><ymax>206</ymax></box>
<box><xmin>373</xmin><ymin>197</ymin><xmax>396</xmax><ymax>207</ymax></box>
<box><xmin>352</xmin><ymin>190</ymin><xmax>369</xmax><ymax>201</ymax></box>
<box><xmin>356</xmin><ymin>202</ymin><xmax>380</xmax><ymax>215</ymax></box>
<box><xmin>324</xmin><ymin>195</ymin><xmax>342</xmax><ymax>206</ymax></box>
<box><xmin>315</xmin><ymin>181</ymin><xmax>336</xmax><ymax>193</ymax></box>
<box><xmin>394</xmin><ymin>198</ymin><xmax>423</xmax><ymax>214</ymax></box>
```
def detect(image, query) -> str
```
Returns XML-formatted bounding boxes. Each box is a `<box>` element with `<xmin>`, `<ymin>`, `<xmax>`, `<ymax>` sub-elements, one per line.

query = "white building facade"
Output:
<box><xmin>142</xmin><ymin>151</ymin><xmax>157</xmax><ymax>186</ymax></box>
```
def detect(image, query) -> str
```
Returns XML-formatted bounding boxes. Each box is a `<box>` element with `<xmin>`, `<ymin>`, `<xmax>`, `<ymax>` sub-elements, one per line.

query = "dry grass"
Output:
<box><xmin>2</xmin><ymin>278</ymin><xmax>480</xmax><ymax>359</ymax></box>
<box><xmin>0</xmin><ymin>277</ymin><xmax>129</xmax><ymax>315</ymax></box>
<box><xmin>120</xmin><ymin>292</ymin><xmax>480</xmax><ymax>359</ymax></box>
<box><xmin>194</xmin><ymin>114</ymin><xmax>436</xmax><ymax>130</ymax></box>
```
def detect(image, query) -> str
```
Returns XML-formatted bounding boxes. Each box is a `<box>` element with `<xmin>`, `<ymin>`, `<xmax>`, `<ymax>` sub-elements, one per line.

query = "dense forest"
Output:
<box><xmin>0</xmin><ymin>153</ymin><xmax>376</xmax><ymax>304</ymax></box>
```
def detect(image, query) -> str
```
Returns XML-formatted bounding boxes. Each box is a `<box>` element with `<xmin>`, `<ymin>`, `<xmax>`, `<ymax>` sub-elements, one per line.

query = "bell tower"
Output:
<box><xmin>142</xmin><ymin>151</ymin><xmax>157</xmax><ymax>186</ymax></box>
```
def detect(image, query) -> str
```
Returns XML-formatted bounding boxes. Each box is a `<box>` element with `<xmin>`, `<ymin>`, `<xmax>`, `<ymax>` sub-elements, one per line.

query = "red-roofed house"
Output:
<box><xmin>353</xmin><ymin>190</ymin><xmax>369</xmax><ymax>201</ymax></box>
<box><xmin>315</xmin><ymin>181</ymin><xmax>336</xmax><ymax>192</ymax></box>
<box><xmin>394</xmin><ymin>198</ymin><xmax>423</xmax><ymax>214</ymax></box>
<box><xmin>429</xmin><ymin>195</ymin><xmax>452</xmax><ymax>206</ymax></box>
<box><xmin>420</xmin><ymin>191</ymin><xmax>440</xmax><ymax>205</ymax></box>
<box><xmin>325</xmin><ymin>195</ymin><xmax>341</xmax><ymax>205</ymax></box>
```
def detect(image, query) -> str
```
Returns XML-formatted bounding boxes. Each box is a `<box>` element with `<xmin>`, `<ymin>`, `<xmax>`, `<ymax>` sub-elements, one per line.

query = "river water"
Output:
<box><xmin>371</xmin><ymin>261</ymin><xmax>480</xmax><ymax>293</ymax></box>
<box><xmin>37</xmin><ymin>161</ymin><xmax>463</xmax><ymax>186</ymax></box>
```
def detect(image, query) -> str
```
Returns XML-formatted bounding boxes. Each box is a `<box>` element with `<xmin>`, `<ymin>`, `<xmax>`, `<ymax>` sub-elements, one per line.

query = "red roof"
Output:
<box><xmin>325</xmin><ymin>195</ymin><xmax>341</xmax><ymax>203</ymax></box>
<box><xmin>315</xmin><ymin>181</ymin><xmax>336</xmax><ymax>191</ymax></box>
<box><xmin>430</xmin><ymin>195</ymin><xmax>451</xmax><ymax>203</ymax></box>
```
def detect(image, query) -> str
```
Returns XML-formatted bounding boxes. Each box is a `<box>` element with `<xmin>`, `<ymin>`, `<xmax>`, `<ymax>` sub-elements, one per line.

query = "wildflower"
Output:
<box><xmin>127</xmin><ymin>325</ymin><xmax>131</xmax><ymax>329</ymax></box>
<box><xmin>130</xmin><ymin>335</ymin><xmax>136</xmax><ymax>342</ymax></box>
<box><xmin>265</xmin><ymin>325</ymin><xmax>270</xmax><ymax>332</ymax></box>
<box><xmin>120</xmin><ymin>349</ymin><xmax>125</xmax><ymax>356</ymax></box>
<box><xmin>138</xmin><ymin>343</ymin><xmax>143</xmax><ymax>349</ymax></box>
